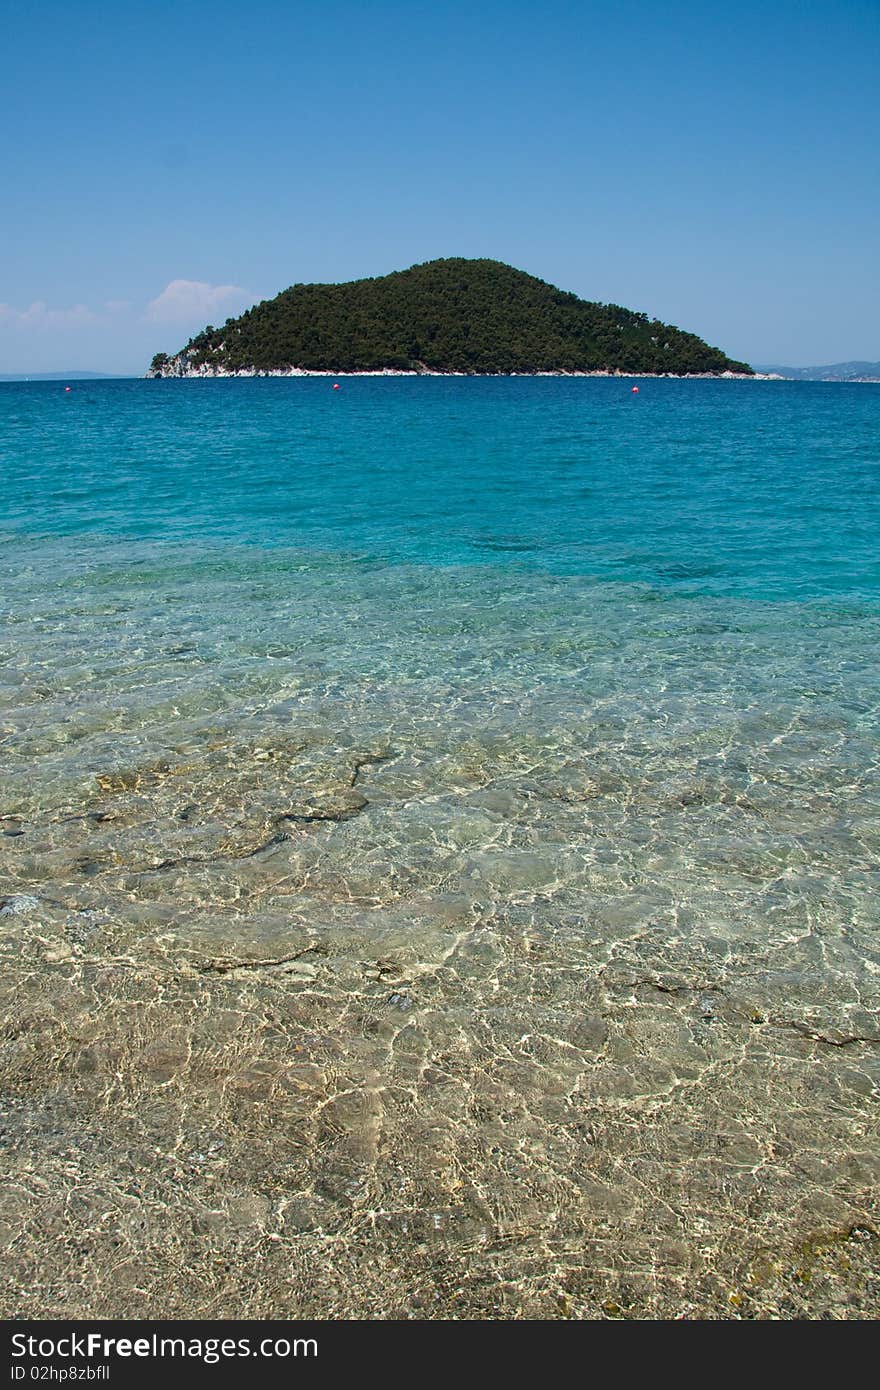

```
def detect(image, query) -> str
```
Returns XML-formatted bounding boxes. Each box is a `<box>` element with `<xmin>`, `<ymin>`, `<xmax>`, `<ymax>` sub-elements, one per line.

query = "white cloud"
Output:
<box><xmin>0</xmin><ymin>300</ymin><xmax>97</xmax><ymax>328</ymax></box>
<box><xmin>145</xmin><ymin>279</ymin><xmax>249</xmax><ymax>324</ymax></box>
<box><xmin>104</xmin><ymin>299</ymin><xmax>132</xmax><ymax>313</ymax></box>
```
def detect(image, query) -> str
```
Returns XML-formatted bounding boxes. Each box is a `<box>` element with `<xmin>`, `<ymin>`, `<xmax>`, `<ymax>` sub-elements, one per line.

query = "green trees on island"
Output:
<box><xmin>149</xmin><ymin>259</ymin><xmax>752</xmax><ymax>377</ymax></box>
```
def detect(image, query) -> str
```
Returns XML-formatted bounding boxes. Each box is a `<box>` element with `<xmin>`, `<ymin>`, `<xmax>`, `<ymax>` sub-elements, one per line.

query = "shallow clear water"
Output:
<box><xmin>1</xmin><ymin>378</ymin><xmax>878</xmax><ymax>1318</ymax></box>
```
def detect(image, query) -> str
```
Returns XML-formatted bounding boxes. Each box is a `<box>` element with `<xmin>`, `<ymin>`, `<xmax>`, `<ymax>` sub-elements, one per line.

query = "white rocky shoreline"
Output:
<box><xmin>147</xmin><ymin>363</ymin><xmax>780</xmax><ymax>380</ymax></box>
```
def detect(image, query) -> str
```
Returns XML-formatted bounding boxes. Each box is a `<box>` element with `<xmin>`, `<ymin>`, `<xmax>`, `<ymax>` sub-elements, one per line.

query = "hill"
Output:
<box><xmin>0</xmin><ymin>371</ymin><xmax>125</xmax><ymax>382</ymax></box>
<box><xmin>147</xmin><ymin>259</ymin><xmax>752</xmax><ymax>378</ymax></box>
<box><xmin>754</xmin><ymin>361</ymin><xmax>880</xmax><ymax>383</ymax></box>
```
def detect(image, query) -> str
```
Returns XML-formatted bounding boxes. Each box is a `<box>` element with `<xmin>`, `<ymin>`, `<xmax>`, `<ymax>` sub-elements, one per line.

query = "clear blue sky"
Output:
<box><xmin>2</xmin><ymin>0</ymin><xmax>877</xmax><ymax>374</ymax></box>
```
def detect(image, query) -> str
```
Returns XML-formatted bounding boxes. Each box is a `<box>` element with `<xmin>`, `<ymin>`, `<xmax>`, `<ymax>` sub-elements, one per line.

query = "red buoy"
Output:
<box><xmin>65</xmin><ymin>386</ymin><xmax>71</xmax><ymax>392</ymax></box>
<box><xmin>631</xmin><ymin>386</ymin><xmax>639</xmax><ymax>393</ymax></box>
<box><xmin>333</xmin><ymin>383</ymin><xmax>340</xmax><ymax>390</ymax></box>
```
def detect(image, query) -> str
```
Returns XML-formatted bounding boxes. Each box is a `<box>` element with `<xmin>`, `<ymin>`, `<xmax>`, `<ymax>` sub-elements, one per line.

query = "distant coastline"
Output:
<box><xmin>754</xmin><ymin>361</ymin><xmax>880</xmax><ymax>383</ymax></box>
<box><xmin>0</xmin><ymin>371</ymin><xmax>126</xmax><ymax>382</ymax></box>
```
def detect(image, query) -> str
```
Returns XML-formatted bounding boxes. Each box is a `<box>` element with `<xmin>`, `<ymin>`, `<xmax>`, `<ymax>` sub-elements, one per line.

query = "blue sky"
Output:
<box><xmin>1</xmin><ymin>0</ymin><xmax>877</xmax><ymax>373</ymax></box>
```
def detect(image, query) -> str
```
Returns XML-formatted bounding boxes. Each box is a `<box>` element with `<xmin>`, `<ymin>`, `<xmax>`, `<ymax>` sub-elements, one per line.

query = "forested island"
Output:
<box><xmin>148</xmin><ymin>258</ymin><xmax>753</xmax><ymax>378</ymax></box>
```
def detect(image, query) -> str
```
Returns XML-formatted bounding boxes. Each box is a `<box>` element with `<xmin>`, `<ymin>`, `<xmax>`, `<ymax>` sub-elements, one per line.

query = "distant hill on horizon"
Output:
<box><xmin>148</xmin><ymin>258</ymin><xmax>752</xmax><ymax>379</ymax></box>
<box><xmin>755</xmin><ymin>361</ymin><xmax>880</xmax><ymax>383</ymax></box>
<box><xmin>0</xmin><ymin>371</ymin><xmax>127</xmax><ymax>382</ymax></box>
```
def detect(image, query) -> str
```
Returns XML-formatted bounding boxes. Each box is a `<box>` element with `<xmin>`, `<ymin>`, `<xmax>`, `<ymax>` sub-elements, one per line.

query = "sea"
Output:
<box><xmin>1</xmin><ymin>376</ymin><xmax>878</xmax><ymax>1318</ymax></box>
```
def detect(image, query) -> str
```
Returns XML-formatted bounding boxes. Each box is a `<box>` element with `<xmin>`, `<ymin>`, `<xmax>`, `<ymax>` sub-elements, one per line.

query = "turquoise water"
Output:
<box><xmin>1</xmin><ymin>377</ymin><xmax>878</xmax><ymax>1318</ymax></box>
<box><xmin>3</xmin><ymin>377</ymin><xmax>880</xmax><ymax>596</ymax></box>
